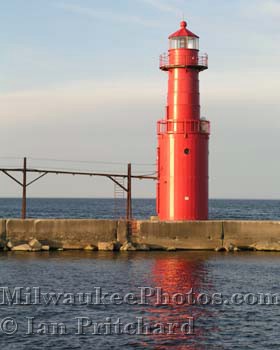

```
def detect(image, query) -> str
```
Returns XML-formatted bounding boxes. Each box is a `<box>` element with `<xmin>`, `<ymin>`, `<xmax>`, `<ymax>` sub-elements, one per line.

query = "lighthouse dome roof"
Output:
<box><xmin>169</xmin><ymin>21</ymin><xmax>199</xmax><ymax>39</ymax></box>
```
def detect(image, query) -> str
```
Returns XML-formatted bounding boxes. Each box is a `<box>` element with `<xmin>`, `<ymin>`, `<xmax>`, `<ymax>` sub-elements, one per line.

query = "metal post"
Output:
<box><xmin>126</xmin><ymin>163</ymin><xmax>132</xmax><ymax>221</ymax></box>
<box><xmin>21</xmin><ymin>157</ymin><xmax>27</xmax><ymax>219</ymax></box>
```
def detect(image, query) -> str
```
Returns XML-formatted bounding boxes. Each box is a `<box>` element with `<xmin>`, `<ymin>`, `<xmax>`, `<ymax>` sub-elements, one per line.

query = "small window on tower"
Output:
<box><xmin>188</xmin><ymin>38</ymin><xmax>199</xmax><ymax>49</ymax></box>
<box><xmin>169</xmin><ymin>39</ymin><xmax>176</xmax><ymax>49</ymax></box>
<box><xmin>179</xmin><ymin>38</ymin><xmax>187</xmax><ymax>48</ymax></box>
<box><xmin>188</xmin><ymin>38</ymin><xmax>195</xmax><ymax>49</ymax></box>
<box><xmin>184</xmin><ymin>148</ymin><xmax>190</xmax><ymax>155</ymax></box>
<box><xmin>170</xmin><ymin>37</ymin><xmax>187</xmax><ymax>49</ymax></box>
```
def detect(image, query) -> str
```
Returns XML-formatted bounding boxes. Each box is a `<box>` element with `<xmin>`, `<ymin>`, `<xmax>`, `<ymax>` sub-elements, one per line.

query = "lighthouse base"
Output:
<box><xmin>157</xmin><ymin>121</ymin><xmax>210</xmax><ymax>221</ymax></box>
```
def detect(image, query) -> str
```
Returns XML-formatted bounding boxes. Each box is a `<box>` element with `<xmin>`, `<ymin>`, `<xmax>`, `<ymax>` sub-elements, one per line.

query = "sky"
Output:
<box><xmin>0</xmin><ymin>0</ymin><xmax>279</xmax><ymax>199</ymax></box>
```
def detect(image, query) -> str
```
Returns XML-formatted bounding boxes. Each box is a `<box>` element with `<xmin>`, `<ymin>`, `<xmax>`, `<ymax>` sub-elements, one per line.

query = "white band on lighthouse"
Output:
<box><xmin>173</xmin><ymin>69</ymin><xmax>179</xmax><ymax>131</ymax></box>
<box><xmin>169</xmin><ymin>135</ymin><xmax>175</xmax><ymax>220</ymax></box>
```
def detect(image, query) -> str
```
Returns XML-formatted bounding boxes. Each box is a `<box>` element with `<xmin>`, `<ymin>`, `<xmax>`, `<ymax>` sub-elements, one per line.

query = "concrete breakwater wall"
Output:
<box><xmin>132</xmin><ymin>221</ymin><xmax>280</xmax><ymax>251</ymax></box>
<box><xmin>0</xmin><ymin>219</ymin><xmax>127</xmax><ymax>251</ymax></box>
<box><xmin>0</xmin><ymin>219</ymin><xmax>280</xmax><ymax>252</ymax></box>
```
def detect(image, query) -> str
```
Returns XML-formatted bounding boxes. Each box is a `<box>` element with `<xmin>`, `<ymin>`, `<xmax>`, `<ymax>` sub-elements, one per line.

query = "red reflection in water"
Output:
<box><xmin>136</xmin><ymin>255</ymin><xmax>217</xmax><ymax>349</ymax></box>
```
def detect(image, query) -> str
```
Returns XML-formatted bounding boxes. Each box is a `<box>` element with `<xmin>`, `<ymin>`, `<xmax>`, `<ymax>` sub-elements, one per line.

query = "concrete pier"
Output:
<box><xmin>0</xmin><ymin>219</ymin><xmax>280</xmax><ymax>252</ymax></box>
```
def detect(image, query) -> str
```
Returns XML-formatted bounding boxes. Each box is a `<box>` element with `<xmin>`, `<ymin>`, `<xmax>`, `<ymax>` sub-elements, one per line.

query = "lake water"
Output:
<box><xmin>0</xmin><ymin>198</ymin><xmax>279</xmax><ymax>220</ymax></box>
<box><xmin>0</xmin><ymin>199</ymin><xmax>279</xmax><ymax>349</ymax></box>
<box><xmin>0</xmin><ymin>251</ymin><xmax>280</xmax><ymax>349</ymax></box>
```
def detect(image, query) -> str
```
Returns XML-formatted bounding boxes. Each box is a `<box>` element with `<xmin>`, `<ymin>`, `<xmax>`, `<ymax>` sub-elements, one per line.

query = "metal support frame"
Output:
<box><xmin>0</xmin><ymin>157</ymin><xmax>157</xmax><ymax>220</ymax></box>
<box><xmin>22</xmin><ymin>157</ymin><xmax>27</xmax><ymax>219</ymax></box>
<box><xmin>126</xmin><ymin>163</ymin><xmax>132</xmax><ymax>221</ymax></box>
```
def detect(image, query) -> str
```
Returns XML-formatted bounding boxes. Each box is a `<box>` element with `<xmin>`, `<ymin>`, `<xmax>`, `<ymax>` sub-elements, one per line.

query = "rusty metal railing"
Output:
<box><xmin>0</xmin><ymin>159</ymin><xmax>156</xmax><ymax>220</ymax></box>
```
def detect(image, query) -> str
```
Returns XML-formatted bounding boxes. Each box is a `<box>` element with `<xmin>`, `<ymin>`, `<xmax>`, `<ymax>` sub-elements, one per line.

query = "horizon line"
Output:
<box><xmin>0</xmin><ymin>197</ymin><xmax>279</xmax><ymax>201</ymax></box>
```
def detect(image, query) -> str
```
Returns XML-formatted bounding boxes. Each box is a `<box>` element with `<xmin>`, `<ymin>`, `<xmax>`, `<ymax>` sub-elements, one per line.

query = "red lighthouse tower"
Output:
<box><xmin>156</xmin><ymin>21</ymin><xmax>210</xmax><ymax>221</ymax></box>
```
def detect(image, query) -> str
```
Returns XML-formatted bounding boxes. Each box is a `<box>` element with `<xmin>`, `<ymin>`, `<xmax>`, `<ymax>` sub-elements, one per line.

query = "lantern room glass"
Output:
<box><xmin>169</xmin><ymin>37</ymin><xmax>199</xmax><ymax>50</ymax></box>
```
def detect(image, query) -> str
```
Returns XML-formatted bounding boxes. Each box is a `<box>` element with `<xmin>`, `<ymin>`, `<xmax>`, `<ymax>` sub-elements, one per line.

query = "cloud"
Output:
<box><xmin>141</xmin><ymin>0</ymin><xmax>182</xmax><ymax>15</ymax></box>
<box><xmin>56</xmin><ymin>3</ymin><xmax>161</xmax><ymax>27</ymax></box>
<box><xmin>260</xmin><ymin>0</ymin><xmax>280</xmax><ymax>17</ymax></box>
<box><xmin>241</xmin><ymin>0</ymin><xmax>280</xmax><ymax>19</ymax></box>
<box><xmin>0</xmin><ymin>79</ymin><xmax>164</xmax><ymax>124</ymax></box>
